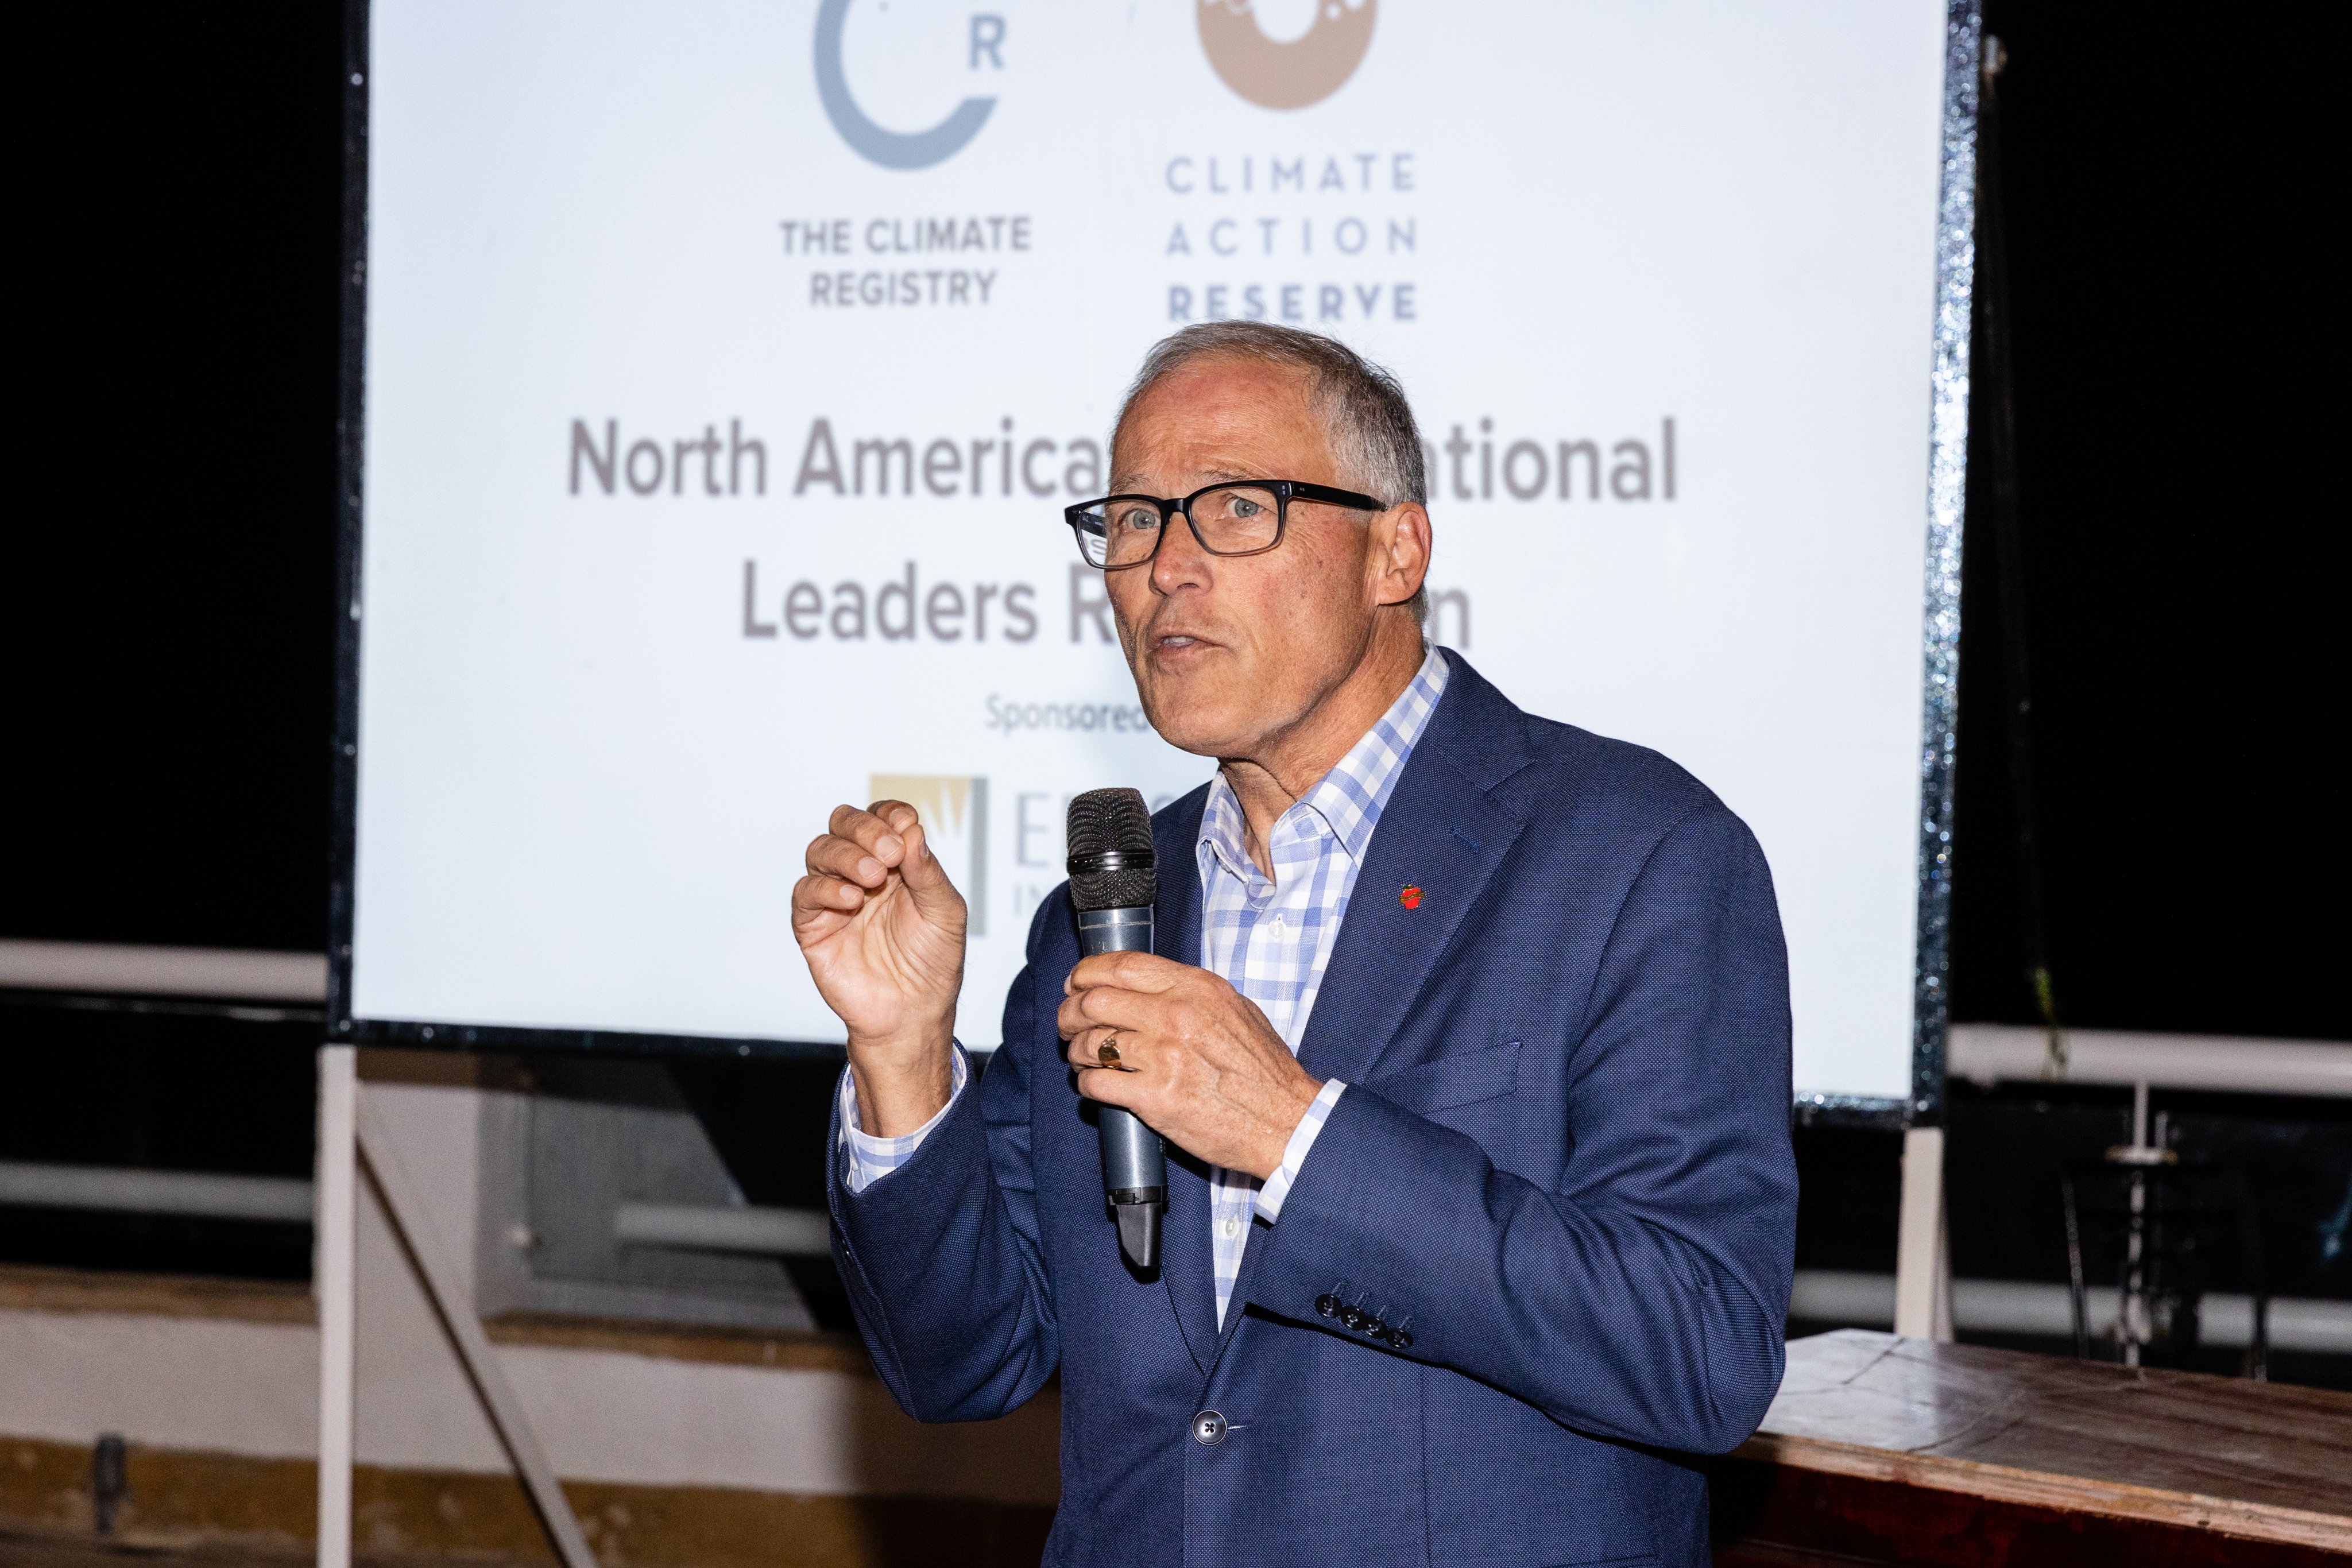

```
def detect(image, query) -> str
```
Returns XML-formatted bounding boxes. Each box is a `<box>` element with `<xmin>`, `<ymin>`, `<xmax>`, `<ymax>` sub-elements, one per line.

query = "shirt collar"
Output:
<box><xmin>1196</xmin><ymin>645</ymin><xmax>1451</xmax><ymax>888</ymax></box>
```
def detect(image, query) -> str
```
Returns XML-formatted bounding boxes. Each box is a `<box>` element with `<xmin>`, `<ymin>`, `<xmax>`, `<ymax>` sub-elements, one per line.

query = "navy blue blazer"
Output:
<box><xmin>829</xmin><ymin>652</ymin><xmax>1797</xmax><ymax>1567</ymax></box>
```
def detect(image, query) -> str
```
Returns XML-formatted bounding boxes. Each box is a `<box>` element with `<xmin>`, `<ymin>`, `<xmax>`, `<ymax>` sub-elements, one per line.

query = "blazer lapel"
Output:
<box><xmin>1294</xmin><ymin>654</ymin><xmax>1530</xmax><ymax>1089</ymax></box>
<box><xmin>1149</xmin><ymin>788</ymin><xmax>1220</xmax><ymax>1373</ymax></box>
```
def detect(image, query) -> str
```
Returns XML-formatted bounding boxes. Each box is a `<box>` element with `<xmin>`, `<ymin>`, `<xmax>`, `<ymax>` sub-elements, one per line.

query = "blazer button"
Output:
<box><xmin>1363</xmin><ymin>1318</ymin><xmax>1387</xmax><ymax>1338</ymax></box>
<box><xmin>1340</xmin><ymin>1308</ymin><xmax>1366</xmax><ymax>1331</ymax></box>
<box><xmin>1192</xmin><ymin>1410</ymin><xmax>1228</xmax><ymax>1446</ymax></box>
<box><xmin>1388</xmin><ymin>1328</ymin><xmax>1413</xmax><ymax>1350</ymax></box>
<box><xmin>1315</xmin><ymin>1294</ymin><xmax>1340</xmax><ymax>1318</ymax></box>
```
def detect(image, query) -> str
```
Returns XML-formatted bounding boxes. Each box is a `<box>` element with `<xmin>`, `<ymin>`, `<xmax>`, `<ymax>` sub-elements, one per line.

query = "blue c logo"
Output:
<box><xmin>814</xmin><ymin>0</ymin><xmax>998</xmax><ymax>171</ymax></box>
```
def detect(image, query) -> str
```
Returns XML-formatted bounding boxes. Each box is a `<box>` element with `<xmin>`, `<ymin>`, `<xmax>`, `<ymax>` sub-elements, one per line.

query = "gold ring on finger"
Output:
<box><xmin>1097</xmin><ymin>1033</ymin><xmax>1123</xmax><ymax>1068</ymax></box>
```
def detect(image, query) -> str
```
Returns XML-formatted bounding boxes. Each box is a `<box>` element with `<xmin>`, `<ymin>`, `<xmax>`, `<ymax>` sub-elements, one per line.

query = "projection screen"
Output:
<box><xmin>334</xmin><ymin>0</ymin><xmax>1976</xmax><ymax>1112</ymax></box>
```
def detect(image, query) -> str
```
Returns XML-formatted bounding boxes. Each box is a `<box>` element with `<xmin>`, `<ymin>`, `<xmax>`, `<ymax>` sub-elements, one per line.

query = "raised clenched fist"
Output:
<box><xmin>791</xmin><ymin>800</ymin><xmax>966</xmax><ymax>1135</ymax></box>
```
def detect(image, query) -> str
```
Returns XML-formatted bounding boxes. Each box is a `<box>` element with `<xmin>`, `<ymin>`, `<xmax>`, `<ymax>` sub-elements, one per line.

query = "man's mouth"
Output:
<box><xmin>1153</xmin><ymin>630</ymin><xmax>1216</xmax><ymax>653</ymax></box>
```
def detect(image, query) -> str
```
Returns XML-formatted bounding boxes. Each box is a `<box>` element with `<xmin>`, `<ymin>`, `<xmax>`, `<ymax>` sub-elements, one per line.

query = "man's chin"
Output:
<box><xmin>1131</xmin><ymin>682</ymin><xmax>1249</xmax><ymax>760</ymax></box>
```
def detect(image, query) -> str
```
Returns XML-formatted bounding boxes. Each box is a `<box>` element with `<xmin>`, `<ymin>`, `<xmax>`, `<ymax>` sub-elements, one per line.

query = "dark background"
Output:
<box><xmin>2</xmin><ymin>6</ymin><xmax>2343</xmax><ymax>1364</ymax></box>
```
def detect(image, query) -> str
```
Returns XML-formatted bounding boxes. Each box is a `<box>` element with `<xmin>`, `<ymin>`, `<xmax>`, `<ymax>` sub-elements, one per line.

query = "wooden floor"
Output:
<box><xmin>1715</xmin><ymin>1330</ymin><xmax>2352</xmax><ymax>1565</ymax></box>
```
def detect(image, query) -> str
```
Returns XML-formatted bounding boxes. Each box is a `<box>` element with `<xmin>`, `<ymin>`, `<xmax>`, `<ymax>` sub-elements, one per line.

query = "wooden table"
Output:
<box><xmin>1711</xmin><ymin>1330</ymin><xmax>2352</xmax><ymax>1566</ymax></box>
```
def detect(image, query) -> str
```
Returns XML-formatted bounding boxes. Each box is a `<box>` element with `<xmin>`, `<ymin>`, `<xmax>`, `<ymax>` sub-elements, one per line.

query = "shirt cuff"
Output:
<box><xmin>1255</xmin><ymin>1079</ymin><xmax>1347</xmax><ymax>1224</ymax></box>
<box><xmin>838</xmin><ymin>1046</ymin><xmax>969</xmax><ymax>1195</ymax></box>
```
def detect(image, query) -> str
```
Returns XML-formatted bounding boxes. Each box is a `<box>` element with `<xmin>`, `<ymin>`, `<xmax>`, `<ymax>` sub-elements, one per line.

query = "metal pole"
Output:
<box><xmin>1972</xmin><ymin>36</ymin><xmax>2067</xmax><ymax>1077</ymax></box>
<box><xmin>315</xmin><ymin>1045</ymin><xmax>358</xmax><ymax>1568</ymax></box>
<box><xmin>1895</xmin><ymin>1126</ymin><xmax>1953</xmax><ymax>1341</ymax></box>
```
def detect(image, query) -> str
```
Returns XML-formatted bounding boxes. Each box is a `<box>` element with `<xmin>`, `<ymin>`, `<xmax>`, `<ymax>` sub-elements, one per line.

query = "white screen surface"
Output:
<box><xmin>352</xmin><ymin>0</ymin><xmax>1952</xmax><ymax>1100</ymax></box>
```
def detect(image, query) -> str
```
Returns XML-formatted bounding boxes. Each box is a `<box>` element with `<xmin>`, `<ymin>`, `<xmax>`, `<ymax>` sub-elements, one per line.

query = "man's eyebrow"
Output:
<box><xmin>1105</xmin><ymin>467</ymin><xmax>1260</xmax><ymax>492</ymax></box>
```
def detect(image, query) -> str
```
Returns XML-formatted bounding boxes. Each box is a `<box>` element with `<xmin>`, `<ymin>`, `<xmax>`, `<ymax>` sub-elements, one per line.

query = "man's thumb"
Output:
<box><xmin>897</xmin><ymin>822</ymin><xmax>962</xmax><ymax>912</ymax></box>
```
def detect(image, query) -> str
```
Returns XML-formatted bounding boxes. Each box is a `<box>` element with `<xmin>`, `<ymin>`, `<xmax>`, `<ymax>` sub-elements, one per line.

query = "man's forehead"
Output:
<box><xmin>1111</xmin><ymin>359</ymin><xmax>1331</xmax><ymax>489</ymax></box>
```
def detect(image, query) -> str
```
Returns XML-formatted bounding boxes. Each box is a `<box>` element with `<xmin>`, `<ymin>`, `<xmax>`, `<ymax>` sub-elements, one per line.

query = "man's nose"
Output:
<box><xmin>1148</xmin><ymin>508</ymin><xmax>1215</xmax><ymax>596</ymax></box>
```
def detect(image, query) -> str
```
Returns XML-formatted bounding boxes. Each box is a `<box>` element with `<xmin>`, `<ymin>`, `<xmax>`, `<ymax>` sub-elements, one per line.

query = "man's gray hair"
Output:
<box><xmin>1113</xmin><ymin>322</ymin><xmax>1429</xmax><ymax>626</ymax></box>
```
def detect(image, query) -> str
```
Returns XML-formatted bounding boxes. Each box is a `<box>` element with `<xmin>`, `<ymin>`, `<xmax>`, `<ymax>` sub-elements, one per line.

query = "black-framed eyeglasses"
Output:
<box><xmin>1064</xmin><ymin>480</ymin><xmax>1387</xmax><ymax>571</ymax></box>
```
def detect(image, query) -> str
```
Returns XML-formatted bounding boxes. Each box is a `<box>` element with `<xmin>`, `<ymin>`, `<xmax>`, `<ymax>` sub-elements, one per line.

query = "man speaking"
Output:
<box><xmin>794</xmin><ymin>323</ymin><xmax>1797</xmax><ymax>1566</ymax></box>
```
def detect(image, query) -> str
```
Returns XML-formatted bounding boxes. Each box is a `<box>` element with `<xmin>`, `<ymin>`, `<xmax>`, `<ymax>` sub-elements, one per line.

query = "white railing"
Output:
<box><xmin>613</xmin><ymin>1201</ymin><xmax>832</xmax><ymax>1257</ymax></box>
<box><xmin>0</xmin><ymin>1160</ymin><xmax>835</xmax><ymax>1255</ymax></box>
<box><xmin>1790</xmin><ymin>1268</ymin><xmax>2352</xmax><ymax>1356</ymax></box>
<box><xmin>0</xmin><ymin>1160</ymin><xmax>315</xmax><ymax>1222</ymax></box>
<box><xmin>1947</xmin><ymin>1023</ymin><xmax>2352</xmax><ymax>1098</ymax></box>
<box><xmin>0</xmin><ymin>939</ymin><xmax>327</xmax><ymax>1003</ymax></box>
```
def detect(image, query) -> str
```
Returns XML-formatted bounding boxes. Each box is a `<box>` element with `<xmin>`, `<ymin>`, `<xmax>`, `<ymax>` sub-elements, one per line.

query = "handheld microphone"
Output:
<box><xmin>1066</xmin><ymin>788</ymin><xmax>1166</xmax><ymax>1271</ymax></box>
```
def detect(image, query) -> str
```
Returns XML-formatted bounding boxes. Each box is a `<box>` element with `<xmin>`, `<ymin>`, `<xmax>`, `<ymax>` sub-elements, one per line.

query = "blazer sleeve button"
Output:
<box><xmin>1315</xmin><ymin>1294</ymin><xmax>1340</xmax><ymax>1318</ymax></box>
<box><xmin>1388</xmin><ymin>1328</ymin><xmax>1413</xmax><ymax>1350</ymax></box>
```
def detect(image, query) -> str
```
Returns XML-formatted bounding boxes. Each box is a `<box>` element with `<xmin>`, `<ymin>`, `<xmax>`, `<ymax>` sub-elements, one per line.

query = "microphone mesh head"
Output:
<box><xmin>1066</xmin><ymin>788</ymin><xmax>1157</xmax><ymax>912</ymax></box>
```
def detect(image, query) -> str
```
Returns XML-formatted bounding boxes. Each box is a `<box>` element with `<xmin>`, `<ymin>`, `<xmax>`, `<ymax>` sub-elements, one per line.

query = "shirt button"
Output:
<box><xmin>1192</xmin><ymin>1410</ymin><xmax>1228</xmax><ymax>1446</ymax></box>
<box><xmin>1221</xmin><ymin>1218</ymin><xmax>1241</xmax><ymax>1240</ymax></box>
<box><xmin>1270</xmin><ymin>915</ymin><xmax>1287</xmax><ymax>935</ymax></box>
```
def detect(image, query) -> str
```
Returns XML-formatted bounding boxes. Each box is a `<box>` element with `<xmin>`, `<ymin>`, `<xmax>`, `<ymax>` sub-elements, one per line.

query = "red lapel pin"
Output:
<box><xmin>1399</xmin><ymin>884</ymin><xmax>1423</xmax><ymax>909</ymax></box>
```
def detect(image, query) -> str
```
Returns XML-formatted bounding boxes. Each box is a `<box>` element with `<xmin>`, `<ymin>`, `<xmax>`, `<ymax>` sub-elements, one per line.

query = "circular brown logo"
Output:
<box><xmin>1198</xmin><ymin>0</ymin><xmax>1376</xmax><ymax>111</ymax></box>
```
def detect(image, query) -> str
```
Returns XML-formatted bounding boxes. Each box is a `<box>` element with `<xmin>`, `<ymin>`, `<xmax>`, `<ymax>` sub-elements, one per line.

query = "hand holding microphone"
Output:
<box><xmin>1061</xmin><ymin>793</ymin><xmax>1322</xmax><ymax>1229</ymax></box>
<box><xmin>1059</xmin><ymin>959</ymin><xmax>1324</xmax><ymax>1185</ymax></box>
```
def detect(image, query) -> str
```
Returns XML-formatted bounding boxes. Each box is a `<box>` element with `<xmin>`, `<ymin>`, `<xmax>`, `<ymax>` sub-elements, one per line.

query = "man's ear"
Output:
<box><xmin>1372</xmin><ymin>502</ymin><xmax>1433</xmax><ymax>608</ymax></box>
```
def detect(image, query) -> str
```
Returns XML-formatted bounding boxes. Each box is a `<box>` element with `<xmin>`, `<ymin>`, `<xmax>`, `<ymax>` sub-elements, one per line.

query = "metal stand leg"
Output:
<box><xmin>355</xmin><ymin>1092</ymin><xmax>597</xmax><ymax>1568</ymax></box>
<box><xmin>315</xmin><ymin>1045</ymin><xmax>358</xmax><ymax>1568</ymax></box>
<box><xmin>1895</xmin><ymin>1125</ymin><xmax>1953</xmax><ymax>1342</ymax></box>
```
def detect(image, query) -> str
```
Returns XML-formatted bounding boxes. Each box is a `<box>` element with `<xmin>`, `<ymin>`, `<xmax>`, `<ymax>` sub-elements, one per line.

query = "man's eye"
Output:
<box><xmin>1228</xmin><ymin>496</ymin><xmax>1262</xmax><ymax>519</ymax></box>
<box><xmin>1115</xmin><ymin>508</ymin><xmax>1162</xmax><ymax>533</ymax></box>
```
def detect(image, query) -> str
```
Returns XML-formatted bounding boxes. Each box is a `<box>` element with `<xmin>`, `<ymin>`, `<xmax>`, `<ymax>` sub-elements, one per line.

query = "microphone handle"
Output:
<box><xmin>1077</xmin><ymin>906</ymin><xmax>1166</xmax><ymax>1269</ymax></box>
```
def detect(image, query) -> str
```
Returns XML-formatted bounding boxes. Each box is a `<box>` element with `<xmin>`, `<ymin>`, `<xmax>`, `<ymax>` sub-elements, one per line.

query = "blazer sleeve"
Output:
<box><xmin>826</xmin><ymin>899</ymin><xmax>1063</xmax><ymax>1422</ymax></box>
<box><xmin>1243</xmin><ymin>800</ymin><xmax>1798</xmax><ymax>1454</ymax></box>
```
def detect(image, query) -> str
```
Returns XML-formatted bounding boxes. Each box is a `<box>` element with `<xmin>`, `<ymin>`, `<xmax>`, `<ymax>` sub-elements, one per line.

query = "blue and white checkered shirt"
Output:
<box><xmin>843</xmin><ymin>646</ymin><xmax>1450</xmax><ymax>1329</ymax></box>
